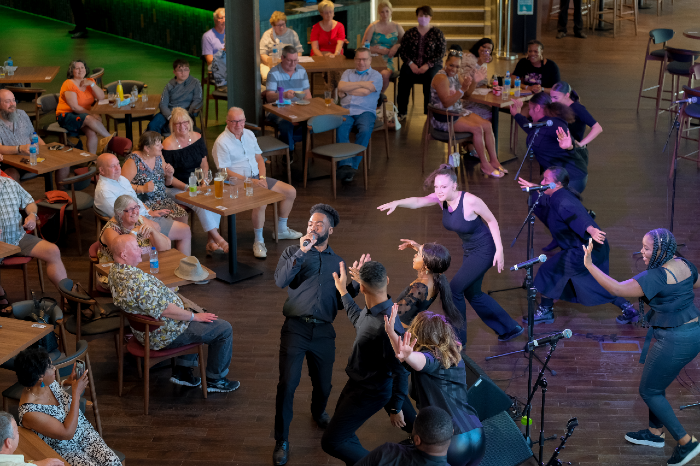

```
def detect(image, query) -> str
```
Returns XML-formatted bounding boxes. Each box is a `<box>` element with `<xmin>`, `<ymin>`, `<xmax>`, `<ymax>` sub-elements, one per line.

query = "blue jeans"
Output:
<box><xmin>639</xmin><ymin>321</ymin><xmax>700</xmax><ymax>441</ymax></box>
<box><xmin>336</xmin><ymin>111</ymin><xmax>376</xmax><ymax>170</ymax></box>
<box><xmin>267</xmin><ymin>114</ymin><xmax>301</xmax><ymax>151</ymax></box>
<box><xmin>168</xmin><ymin>319</ymin><xmax>233</xmax><ymax>380</ymax></box>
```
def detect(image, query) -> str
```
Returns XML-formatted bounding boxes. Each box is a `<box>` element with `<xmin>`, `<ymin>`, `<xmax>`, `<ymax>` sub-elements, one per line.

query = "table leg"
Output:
<box><xmin>495</xmin><ymin>106</ymin><xmax>517</xmax><ymax>164</ymax></box>
<box><xmin>43</xmin><ymin>173</ymin><xmax>54</xmax><ymax>192</ymax></box>
<box><xmin>211</xmin><ymin>213</ymin><xmax>263</xmax><ymax>284</ymax></box>
<box><xmin>125</xmin><ymin>114</ymin><xmax>133</xmax><ymax>142</ymax></box>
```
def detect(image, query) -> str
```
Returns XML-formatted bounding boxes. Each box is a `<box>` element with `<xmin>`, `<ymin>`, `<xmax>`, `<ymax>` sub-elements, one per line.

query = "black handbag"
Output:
<box><xmin>26</xmin><ymin>294</ymin><xmax>60</xmax><ymax>354</ymax></box>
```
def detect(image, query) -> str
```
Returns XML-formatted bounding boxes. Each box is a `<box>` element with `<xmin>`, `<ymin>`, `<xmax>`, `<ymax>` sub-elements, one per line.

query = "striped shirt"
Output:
<box><xmin>0</xmin><ymin>176</ymin><xmax>34</xmax><ymax>246</ymax></box>
<box><xmin>265</xmin><ymin>64</ymin><xmax>310</xmax><ymax>93</ymax></box>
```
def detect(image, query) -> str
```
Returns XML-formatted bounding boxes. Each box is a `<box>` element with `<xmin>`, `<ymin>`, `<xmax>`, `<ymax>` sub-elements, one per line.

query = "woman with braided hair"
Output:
<box><xmin>584</xmin><ymin>228</ymin><xmax>700</xmax><ymax>466</ymax></box>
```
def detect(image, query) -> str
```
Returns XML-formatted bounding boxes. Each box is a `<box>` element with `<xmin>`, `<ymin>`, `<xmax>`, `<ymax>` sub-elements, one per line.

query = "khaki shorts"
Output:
<box><xmin>17</xmin><ymin>233</ymin><xmax>42</xmax><ymax>256</ymax></box>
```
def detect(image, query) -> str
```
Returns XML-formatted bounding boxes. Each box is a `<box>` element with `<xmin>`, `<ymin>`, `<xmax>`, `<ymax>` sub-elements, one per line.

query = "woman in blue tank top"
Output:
<box><xmin>378</xmin><ymin>164</ymin><xmax>523</xmax><ymax>344</ymax></box>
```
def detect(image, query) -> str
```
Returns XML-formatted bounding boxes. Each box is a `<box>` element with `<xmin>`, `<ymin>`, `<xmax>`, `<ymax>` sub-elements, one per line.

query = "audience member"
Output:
<box><xmin>397</xmin><ymin>6</ymin><xmax>446</xmax><ymax>119</ymax></box>
<box><xmin>212</xmin><ymin>107</ymin><xmax>302</xmax><ymax>259</ymax></box>
<box><xmin>56</xmin><ymin>59</ymin><xmax>113</xmax><ymax>154</ymax></box>
<box><xmin>354</xmin><ymin>406</ymin><xmax>455</xmax><ymax>466</ymax></box>
<box><xmin>15</xmin><ymin>348</ymin><xmax>121</xmax><ymax>466</ymax></box>
<box><xmin>334</xmin><ymin>47</ymin><xmax>382</xmax><ymax>183</ymax></box>
<box><xmin>265</xmin><ymin>45</ymin><xmax>312</xmax><ymax>152</ymax></box>
<box><xmin>556</xmin><ymin>0</ymin><xmax>586</xmax><ymax>39</ymax></box>
<box><xmin>430</xmin><ymin>51</ymin><xmax>505</xmax><ymax>177</ymax></box>
<box><xmin>361</xmin><ymin>1</ymin><xmax>404</xmax><ymax>93</ymax></box>
<box><xmin>0</xmin><ymin>88</ymin><xmax>41</xmax><ymax>182</ymax></box>
<box><xmin>321</xmin><ymin>261</ymin><xmax>409</xmax><ymax>466</ymax></box>
<box><xmin>513</xmin><ymin>40</ymin><xmax>561</xmax><ymax>95</ymax></box>
<box><xmin>310</xmin><ymin>1</ymin><xmax>346</xmax><ymax>58</ymax></box>
<box><xmin>109</xmin><ymin>234</ymin><xmax>239</xmax><ymax>392</ymax></box>
<box><xmin>260</xmin><ymin>11</ymin><xmax>303</xmax><ymax>81</ymax></box>
<box><xmin>211</xmin><ymin>46</ymin><xmax>227</xmax><ymax>92</ymax></box>
<box><xmin>202</xmin><ymin>8</ymin><xmax>226</xmax><ymax>66</ymax></box>
<box><xmin>0</xmin><ymin>411</ymin><xmax>63</xmax><ymax>466</ymax></box>
<box><xmin>162</xmin><ymin>108</ymin><xmax>229</xmax><ymax>254</ymax></box>
<box><xmin>68</xmin><ymin>0</ymin><xmax>87</xmax><ymax>39</ymax></box>
<box><xmin>146</xmin><ymin>59</ymin><xmax>202</xmax><ymax>136</ymax></box>
<box><xmin>94</xmin><ymin>153</ymin><xmax>192</xmax><ymax>255</ymax></box>
<box><xmin>458</xmin><ymin>39</ymin><xmax>495</xmax><ymax>121</ymax></box>
<box><xmin>121</xmin><ymin>131</ymin><xmax>187</xmax><ymax>221</ymax></box>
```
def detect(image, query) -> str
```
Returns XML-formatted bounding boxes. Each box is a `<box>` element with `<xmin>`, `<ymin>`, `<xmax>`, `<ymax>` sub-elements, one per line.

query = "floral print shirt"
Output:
<box><xmin>399</xmin><ymin>27</ymin><xmax>446</xmax><ymax>69</ymax></box>
<box><xmin>108</xmin><ymin>263</ymin><xmax>188</xmax><ymax>350</ymax></box>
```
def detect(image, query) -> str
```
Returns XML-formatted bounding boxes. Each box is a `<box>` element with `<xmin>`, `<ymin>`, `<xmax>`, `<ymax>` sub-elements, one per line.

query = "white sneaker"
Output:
<box><xmin>253</xmin><ymin>241</ymin><xmax>267</xmax><ymax>258</ymax></box>
<box><xmin>273</xmin><ymin>228</ymin><xmax>303</xmax><ymax>240</ymax></box>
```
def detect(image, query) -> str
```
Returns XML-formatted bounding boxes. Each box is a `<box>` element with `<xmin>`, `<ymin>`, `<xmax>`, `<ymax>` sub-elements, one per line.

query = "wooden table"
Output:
<box><xmin>301</xmin><ymin>55</ymin><xmax>387</xmax><ymax>73</ymax></box>
<box><xmin>0</xmin><ymin>317</ymin><xmax>54</xmax><ymax>364</ymax></box>
<box><xmin>91</xmin><ymin>94</ymin><xmax>160</xmax><ymax>142</ymax></box>
<box><xmin>2</xmin><ymin>143</ymin><xmax>97</xmax><ymax>191</ymax></box>
<box><xmin>683</xmin><ymin>29</ymin><xmax>700</xmax><ymax>40</ymax></box>
<box><xmin>176</xmin><ymin>187</ymin><xmax>285</xmax><ymax>284</ymax></box>
<box><xmin>0</xmin><ymin>66</ymin><xmax>60</xmax><ymax>84</ymax></box>
<box><xmin>468</xmin><ymin>90</ymin><xmax>533</xmax><ymax>163</ymax></box>
<box><xmin>95</xmin><ymin>249</ymin><xmax>216</xmax><ymax>288</ymax></box>
<box><xmin>0</xmin><ymin>241</ymin><xmax>21</xmax><ymax>258</ymax></box>
<box><xmin>16</xmin><ymin>427</ymin><xmax>69</xmax><ymax>465</ymax></box>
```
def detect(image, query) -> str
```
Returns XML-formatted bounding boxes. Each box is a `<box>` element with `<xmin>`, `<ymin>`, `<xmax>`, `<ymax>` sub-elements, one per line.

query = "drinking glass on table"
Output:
<box><xmin>243</xmin><ymin>169</ymin><xmax>253</xmax><ymax>197</ymax></box>
<box><xmin>214</xmin><ymin>174</ymin><xmax>224</xmax><ymax>199</ymax></box>
<box><xmin>0</xmin><ymin>67</ymin><xmax>5</xmax><ymax>79</ymax></box>
<box><xmin>324</xmin><ymin>91</ymin><xmax>332</xmax><ymax>107</ymax></box>
<box><xmin>218</xmin><ymin>167</ymin><xmax>228</xmax><ymax>190</ymax></box>
<box><xmin>203</xmin><ymin>170</ymin><xmax>213</xmax><ymax>195</ymax></box>
<box><xmin>194</xmin><ymin>168</ymin><xmax>203</xmax><ymax>186</ymax></box>
<box><xmin>229</xmin><ymin>177</ymin><xmax>238</xmax><ymax>199</ymax></box>
<box><xmin>108</xmin><ymin>92</ymin><xmax>116</xmax><ymax>103</ymax></box>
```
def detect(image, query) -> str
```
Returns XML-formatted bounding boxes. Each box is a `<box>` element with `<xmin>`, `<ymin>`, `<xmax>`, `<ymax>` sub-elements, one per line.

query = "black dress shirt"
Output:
<box><xmin>354</xmin><ymin>443</ymin><xmax>448</xmax><ymax>466</ymax></box>
<box><xmin>341</xmin><ymin>295</ymin><xmax>408</xmax><ymax>411</ymax></box>
<box><xmin>275</xmin><ymin>244</ymin><xmax>358</xmax><ymax>323</ymax></box>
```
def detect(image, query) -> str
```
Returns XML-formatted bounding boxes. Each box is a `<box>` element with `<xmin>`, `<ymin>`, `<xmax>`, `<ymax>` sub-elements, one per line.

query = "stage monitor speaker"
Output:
<box><xmin>480</xmin><ymin>411</ymin><xmax>534</xmax><ymax>466</ymax></box>
<box><xmin>463</xmin><ymin>354</ymin><xmax>513</xmax><ymax>422</ymax></box>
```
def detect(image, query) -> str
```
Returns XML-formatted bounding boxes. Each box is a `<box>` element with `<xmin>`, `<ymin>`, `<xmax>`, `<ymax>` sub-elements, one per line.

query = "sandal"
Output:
<box><xmin>497</xmin><ymin>166</ymin><xmax>509</xmax><ymax>174</ymax></box>
<box><xmin>216</xmin><ymin>239</ymin><xmax>229</xmax><ymax>253</ymax></box>
<box><xmin>205</xmin><ymin>241</ymin><xmax>224</xmax><ymax>256</ymax></box>
<box><xmin>481</xmin><ymin>168</ymin><xmax>504</xmax><ymax>178</ymax></box>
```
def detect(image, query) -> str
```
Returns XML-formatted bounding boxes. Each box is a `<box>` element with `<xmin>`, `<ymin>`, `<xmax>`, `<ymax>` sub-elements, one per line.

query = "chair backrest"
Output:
<box><xmin>58</xmin><ymin>166</ymin><xmax>97</xmax><ymax>192</ymax></box>
<box><xmin>12</xmin><ymin>299</ymin><xmax>63</xmax><ymax>324</ymax></box>
<box><xmin>682</xmin><ymin>85</ymin><xmax>700</xmax><ymax>99</ymax></box>
<box><xmin>104</xmin><ymin>80</ymin><xmax>145</xmax><ymax>94</ymax></box>
<box><xmin>90</xmin><ymin>68</ymin><xmax>105</xmax><ymax>88</ymax></box>
<box><xmin>692</xmin><ymin>64</ymin><xmax>700</xmax><ymax>80</ymax></box>
<box><xmin>665</xmin><ymin>47</ymin><xmax>700</xmax><ymax>63</ymax></box>
<box><xmin>93</xmin><ymin>206</ymin><xmax>110</xmax><ymax>222</ymax></box>
<box><xmin>308</xmin><ymin>114</ymin><xmax>344</xmax><ymax>134</ymax></box>
<box><xmin>53</xmin><ymin>339</ymin><xmax>89</xmax><ymax>380</ymax></box>
<box><xmin>650</xmin><ymin>28</ymin><xmax>674</xmax><ymax>44</ymax></box>
<box><xmin>89</xmin><ymin>241</ymin><xmax>100</xmax><ymax>260</ymax></box>
<box><xmin>121</xmin><ymin>310</ymin><xmax>165</xmax><ymax>333</ymax></box>
<box><xmin>37</xmin><ymin>93</ymin><xmax>60</xmax><ymax>116</ymax></box>
<box><xmin>58</xmin><ymin>278</ymin><xmax>95</xmax><ymax>305</ymax></box>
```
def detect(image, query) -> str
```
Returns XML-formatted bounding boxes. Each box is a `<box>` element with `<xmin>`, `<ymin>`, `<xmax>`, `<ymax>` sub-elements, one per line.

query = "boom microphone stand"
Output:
<box><xmin>545</xmin><ymin>417</ymin><xmax>579</xmax><ymax>466</ymax></box>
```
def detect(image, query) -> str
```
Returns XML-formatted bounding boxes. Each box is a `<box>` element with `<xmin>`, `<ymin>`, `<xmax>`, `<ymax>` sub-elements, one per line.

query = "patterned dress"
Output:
<box><xmin>429</xmin><ymin>70</ymin><xmax>472</xmax><ymax>131</ymax></box>
<box><xmin>369</xmin><ymin>23</ymin><xmax>400</xmax><ymax>72</ymax></box>
<box><xmin>460</xmin><ymin>52</ymin><xmax>493</xmax><ymax>121</ymax></box>
<box><xmin>19</xmin><ymin>381</ymin><xmax>121</xmax><ymax>466</ymax></box>
<box><xmin>128</xmin><ymin>153</ymin><xmax>186</xmax><ymax>220</ymax></box>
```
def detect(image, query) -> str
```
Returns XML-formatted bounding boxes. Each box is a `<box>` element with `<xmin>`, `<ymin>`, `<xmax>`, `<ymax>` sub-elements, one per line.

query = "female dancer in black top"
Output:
<box><xmin>584</xmin><ymin>228</ymin><xmax>700</xmax><ymax>466</ymax></box>
<box><xmin>518</xmin><ymin>166</ymin><xmax>638</xmax><ymax>325</ymax></box>
<box><xmin>378</xmin><ymin>164</ymin><xmax>522</xmax><ymax>343</ymax></box>
<box><xmin>385</xmin><ymin>306</ymin><xmax>485</xmax><ymax>466</ymax></box>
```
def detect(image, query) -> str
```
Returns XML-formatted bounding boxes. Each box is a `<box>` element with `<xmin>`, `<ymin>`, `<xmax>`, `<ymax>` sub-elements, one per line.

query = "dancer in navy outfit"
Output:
<box><xmin>378</xmin><ymin>164</ymin><xmax>523</xmax><ymax>343</ymax></box>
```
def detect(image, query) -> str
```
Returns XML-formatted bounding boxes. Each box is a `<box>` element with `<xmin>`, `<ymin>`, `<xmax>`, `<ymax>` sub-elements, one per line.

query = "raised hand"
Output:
<box><xmin>556</xmin><ymin>127</ymin><xmax>573</xmax><ymax>150</ymax></box>
<box><xmin>474</xmin><ymin>67</ymin><xmax>488</xmax><ymax>84</ymax></box>
<box><xmin>586</xmin><ymin>226</ymin><xmax>607</xmax><ymax>245</ymax></box>
<box><xmin>582</xmin><ymin>237</ymin><xmax>594</xmax><ymax>268</ymax></box>
<box><xmin>398</xmin><ymin>239</ymin><xmax>420</xmax><ymax>252</ymax></box>
<box><xmin>377</xmin><ymin>201</ymin><xmax>399</xmax><ymax>215</ymax></box>
<box><xmin>384</xmin><ymin>304</ymin><xmax>400</xmax><ymax>341</ymax></box>
<box><xmin>461</xmin><ymin>75</ymin><xmax>473</xmax><ymax>92</ymax></box>
<box><xmin>517</xmin><ymin>177</ymin><xmax>537</xmax><ymax>189</ymax></box>
<box><xmin>396</xmin><ymin>331</ymin><xmax>417</xmax><ymax>361</ymax></box>
<box><xmin>509</xmin><ymin>98</ymin><xmax>523</xmax><ymax>116</ymax></box>
<box><xmin>332</xmin><ymin>261</ymin><xmax>348</xmax><ymax>293</ymax></box>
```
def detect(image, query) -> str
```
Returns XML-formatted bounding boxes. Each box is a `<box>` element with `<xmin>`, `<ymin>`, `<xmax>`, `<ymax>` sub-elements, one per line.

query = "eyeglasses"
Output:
<box><xmin>448</xmin><ymin>50</ymin><xmax>463</xmax><ymax>57</ymax></box>
<box><xmin>227</xmin><ymin>118</ymin><xmax>246</xmax><ymax>125</ymax></box>
<box><xmin>175</xmin><ymin>67</ymin><xmax>190</xmax><ymax>72</ymax></box>
<box><xmin>174</xmin><ymin>121</ymin><xmax>189</xmax><ymax>126</ymax></box>
<box><xmin>123</xmin><ymin>206</ymin><xmax>139</xmax><ymax>214</ymax></box>
<box><xmin>0</xmin><ymin>99</ymin><xmax>16</xmax><ymax>104</ymax></box>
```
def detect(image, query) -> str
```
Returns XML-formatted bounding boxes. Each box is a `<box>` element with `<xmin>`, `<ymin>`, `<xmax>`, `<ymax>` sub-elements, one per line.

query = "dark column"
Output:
<box><xmin>225</xmin><ymin>0</ymin><xmax>262</xmax><ymax>124</ymax></box>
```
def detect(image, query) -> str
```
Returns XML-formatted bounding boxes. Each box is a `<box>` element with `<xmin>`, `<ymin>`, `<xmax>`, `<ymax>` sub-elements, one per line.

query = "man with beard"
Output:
<box><xmin>272</xmin><ymin>203</ymin><xmax>366</xmax><ymax>466</ymax></box>
<box><xmin>0</xmin><ymin>88</ymin><xmax>41</xmax><ymax>182</ymax></box>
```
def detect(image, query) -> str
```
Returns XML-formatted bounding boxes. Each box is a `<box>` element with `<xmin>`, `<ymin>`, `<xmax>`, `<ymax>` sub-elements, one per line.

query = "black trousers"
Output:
<box><xmin>558</xmin><ymin>0</ymin><xmax>583</xmax><ymax>34</ymax></box>
<box><xmin>396</xmin><ymin>63</ymin><xmax>442</xmax><ymax>116</ymax></box>
<box><xmin>274</xmin><ymin>317</ymin><xmax>335</xmax><ymax>441</ymax></box>
<box><xmin>69</xmin><ymin>0</ymin><xmax>87</xmax><ymax>32</ymax></box>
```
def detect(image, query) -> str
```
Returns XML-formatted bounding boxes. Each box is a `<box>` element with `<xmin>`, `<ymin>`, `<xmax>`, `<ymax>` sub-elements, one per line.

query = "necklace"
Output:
<box><xmin>176</xmin><ymin>133</ymin><xmax>192</xmax><ymax>149</ymax></box>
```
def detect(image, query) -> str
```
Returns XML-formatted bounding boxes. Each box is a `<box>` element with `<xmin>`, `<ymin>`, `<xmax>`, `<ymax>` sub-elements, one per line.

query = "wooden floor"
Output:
<box><xmin>2</xmin><ymin>3</ymin><xmax>700</xmax><ymax>465</ymax></box>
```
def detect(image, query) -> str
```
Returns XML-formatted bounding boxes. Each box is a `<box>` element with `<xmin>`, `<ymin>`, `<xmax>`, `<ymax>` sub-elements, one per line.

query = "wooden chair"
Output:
<box><xmin>204</xmin><ymin>71</ymin><xmax>227</xmax><ymax>128</ymax></box>
<box><xmin>654</xmin><ymin>47</ymin><xmax>699</xmax><ymax>131</ymax></box>
<box><xmin>589</xmin><ymin>0</ymin><xmax>637</xmax><ymax>38</ymax></box>
<box><xmin>36</xmin><ymin>94</ymin><xmax>69</xmax><ymax>144</ymax></box>
<box><xmin>4</xmin><ymin>86</ymin><xmax>45</xmax><ymax>130</ymax></box>
<box><xmin>303</xmin><ymin>114</ymin><xmax>368</xmax><ymax>198</ymax></box>
<box><xmin>93</xmin><ymin>205</ymin><xmax>110</xmax><ymax>241</ymax></box>
<box><xmin>0</xmin><ymin>229</ymin><xmax>45</xmax><ymax>300</ymax></box>
<box><xmin>89</xmin><ymin>68</ymin><xmax>105</xmax><ymax>89</ymax></box>
<box><xmin>118</xmin><ymin>311</ymin><xmax>208</xmax><ymax>415</ymax></box>
<box><xmin>670</xmin><ymin>85</ymin><xmax>700</xmax><ymax>178</ymax></box>
<box><xmin>638</xmin><ymin>29</ymin><xmax>675</xmax><ymax>112</ymax></box>
<box><xmin>87</xmin><ymin>241</ymin><xmax>111</xmax><ymax>296</ymax></box>
<box><xmin>369</xmin><ymin>93</ymin><xmax>391</xmax><ymax>168</ymax></box>
<box><xmin>422</xmin><ymin>105</ymin><xmax>473</xmax><ymax>173</ymax></box>
<box><xmin>103</xmin><ymin>80</ymin><xmax>149</xmax><ymax>136</ymax></box>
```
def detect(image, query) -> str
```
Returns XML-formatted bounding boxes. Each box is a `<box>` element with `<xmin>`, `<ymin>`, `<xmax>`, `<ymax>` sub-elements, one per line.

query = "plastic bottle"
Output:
<box><xmin>149</xmin><ymin>247</ymin><xmax>159</xmax><ymax>274</ymax></box>
<box><xmin>31</xmin><ymin>131</ymin><xmax>38</xmax><ymax>145</ymax></box>
<box><xmin>272</xmin><ymin>47</ymin><xmax>278</xmax><ymax>66</ymax></box>
<box><xmin>513</xmin><ymin>76</ymin><xmax>521</xmax><ymax>98</ymax></box>
<box><xmin>278</xmin><ymin>85</ymin><xmax>285</xmax><ymax>105</ymax></box>
<box><xmin>503</xmin><ymin>71</ymin><xmax>511</xmax><ymax>101</ymax></box>
<box><xmin>142</xmin><ymin>84</ymin><xmax>148</xmax><ymax>102</ymax></box>
<box><xmin>364</xmin><ymin>40</ymin><xmax>371</xmax><ymax>49</ymax></box>
<box><xmin>7</xmin><ymin>57</ymin><xmax>12</xmax><ymax>67</ymax></box>
<box><xmin>29</xmin><ymin>141</ymin><xmax>37</xmax><ymax>166</ymax></box>
<box><xmin>116</xmin><ymin>80</ymin><xmax>124</xmax><ymax>101</ymax></box>
<box><xmin>492</xmin><ymin>75</ymin><xmax>499</xmax><ymax>96</ymax></box>
<box><xmin>189</xmin><ymin>172</ymin><xmax>197</xmax><ymax>197</ymax></box>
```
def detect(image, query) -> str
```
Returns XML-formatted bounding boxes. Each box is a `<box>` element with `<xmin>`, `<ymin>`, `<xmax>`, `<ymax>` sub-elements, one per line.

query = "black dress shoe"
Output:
<box><xmin>273</xmin><ymin>440</ymin><xmax>288</xmax><ymax>466</ymax></box>
<box><xmin>314</xmin><ymin>411</ymin><xmax>331</xmax><ymax>429</ymax></box>
<box><xmin>498</xmin><ymin>325</ymin><xmax>524</xmax><ymax>342</ymax></box>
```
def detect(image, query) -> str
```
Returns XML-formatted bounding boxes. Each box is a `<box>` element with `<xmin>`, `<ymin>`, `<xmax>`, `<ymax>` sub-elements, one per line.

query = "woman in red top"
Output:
<box><xmin>56</xmin><ymin>59</ymin><xmax>113</xmax><ymax>154</ymax></box>
<box><xmin>310</xmin><ymin>1</ymin><xmax>346</xmax><ymax>57</ymax></box>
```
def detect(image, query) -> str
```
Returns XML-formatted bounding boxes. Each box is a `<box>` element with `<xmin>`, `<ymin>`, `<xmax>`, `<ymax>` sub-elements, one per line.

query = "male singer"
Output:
<box><xmin>272</xmin><ymin>204</ymin><xmax>365</xmax><ymax>466</ymax></box>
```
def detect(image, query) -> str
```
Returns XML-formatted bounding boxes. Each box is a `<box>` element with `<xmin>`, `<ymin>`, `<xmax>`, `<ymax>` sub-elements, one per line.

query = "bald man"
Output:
<box><xmin>0</xmin><ymin>411</ymin><xmax>63</xmax><ymax>466</ymax></box>
<box><xmin>94</xmin><ymin>153</ymin><xmax>192</xmax><ymax>255</ymax></box>
<box><xmin>109</xmin><ymin>234</ymin><xmax>239</xmax><ymax>392</ymax></box>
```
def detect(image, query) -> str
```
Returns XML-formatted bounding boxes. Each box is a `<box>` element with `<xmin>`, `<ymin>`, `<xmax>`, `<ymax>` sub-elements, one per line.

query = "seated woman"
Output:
<box><xmin>513</xmin><ymin>40</ymin><xmax>561</xmax><ymax>96</ymax></box>
<box><xmin>259</xmin><ymin>10</ymin><xmax>304</xmax><ymax>81</ymax></box>
<box><xmin>56</xmin><ymin>59</ymin><xmax>113</xmax><ymax>154</ymax></box>
<box><xmin>459</xmin><ymin>39</ymin><xmax>495</xmax><ymax>121</ymax></box>
<box><xmin>361</xmin><ymin>0</ymin><xmax>405</xmax><ymax>93</ymax></box>
<box><xmin>310</xmin><ymin>1</ymin><xmax>345</xmax><ymax>58</ymax></box>
<box><xmin>16</xmin><ymin>347</ymin><xmax>122</xmax><ymax>466</ymax></box>
<box><xmin>385</xmin><ymin>307</ymin><xmax>485</xmax><ymax>466</ymax></box>
<box><xmin>430</xmin><ymin>52</ymin><xmax>506</xmax><ymax>178</ymax></box>
<box><xmin>161</xmin><ymin>108</ymin><xmax>229</xmax><ymax>254</ymax></box>
<box><xmin>121</xmin><ymin>131</ymin><xmax>187</xmax><ymax>222</ymax></box>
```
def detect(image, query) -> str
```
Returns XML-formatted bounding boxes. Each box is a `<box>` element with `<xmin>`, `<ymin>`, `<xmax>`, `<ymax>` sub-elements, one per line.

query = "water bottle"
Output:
<box><xmin>31</xmin><ymin>132</ymin><xmax>38</xmax><ymax>145</ymax></box>
<box><xmin>188</xmin><ymin>172</ymin><xmax>197</xmax><ymax>197</ymax></box>
<box><xmin>142</xmin><ymin>84</ymin><xmax>148</xmax><ymax>102</ymax></box>
<box><xmin>503</xmin><ymin>71</ymin><xmax>511</xmax><ymax>101</ymax></box>
<box><xmin>513</xmin><ymin>76</ymin><xmax>521</xmax><ymax>98</ymax></box>
<box><xmin>149</xmin><ymin>247</ymin><xmax>159</xmax><ymax>274</ymax></box>
<box><xmin>29</xmin><ymin>142</ymin><xmax>37</xmax><ymax>166</ymax></box>
<box><xmin>278</xmin><ymin>85</ymin><xmax>285</xmax><ymax>105</ymax></box>
<box><xmin>116</xmin><ymin>80</ymin><xmax>124</xmax><ymax>101</ymax></box>
<box><xmin>364</xmin><ymin>40</ymin><xmax>370</xmax><ymax>49</ymax></box>
<box><xmin>7</xmin><ymin>57</ymin><xmax>12</xmax><ymax>67</ymax></box>
<box><xmin>272</xmin><ymin>47</ymin><xmax>278</xmax><ymax>66</ymax></box>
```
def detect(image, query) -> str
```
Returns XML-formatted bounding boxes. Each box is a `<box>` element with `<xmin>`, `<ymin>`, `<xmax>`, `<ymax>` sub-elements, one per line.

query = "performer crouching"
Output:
<box><xmin>518</xmin><ymin>166</ymin><xmax>638</xmax><ymax>325</ymax></box>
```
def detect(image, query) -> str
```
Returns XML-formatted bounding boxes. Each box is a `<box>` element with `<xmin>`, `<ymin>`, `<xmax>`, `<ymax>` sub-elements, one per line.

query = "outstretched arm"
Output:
<box><xmin>377</xmin><ymin>193</ymin><xmax>440</xmax><ymax>215</ymax></box>
<box><xmin>583</xmin><ymin>238</ymin><xmax>644</xmax><ymax>298</ymax></box>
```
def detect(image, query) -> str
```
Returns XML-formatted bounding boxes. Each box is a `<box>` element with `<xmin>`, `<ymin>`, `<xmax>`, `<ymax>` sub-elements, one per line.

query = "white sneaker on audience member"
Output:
<box><xmin>273</xmin><ymin>228</ymin><xmax>303</xmax><ymax>240</ymax></box>
<box><xmin>253</xmin><ymin>241</ymin><xmax>267</xmax><ymax>258</ymax></box>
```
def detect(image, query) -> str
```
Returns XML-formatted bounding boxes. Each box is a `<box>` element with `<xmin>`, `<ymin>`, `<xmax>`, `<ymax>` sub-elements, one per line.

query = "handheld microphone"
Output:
<box><xmin>525</xmin><ymin>120</ymin><xmax>553</xmax><ymax>129</ymax></box>
<box><xmin>510</xmin><ymin>254</ymin><xmax>547</xmax><ymax>271</ymax></box>
<box><xmin>522</xmin><ymin>183</ymin><xmax>556</xmax><ymax>192</ymax></box>
<box><xmin>302</xmin><ymin>234</ymin><xmax>317</xmax><ymax>247</ymax></box>
<box><xmin>527</xmin><ymin>329</ymin><xmax>572</xmax><ymax>350</ymax></box>
<box><xmin>674</xmin><ymin>96</ymin><xmax>698</xmax><ymax>104</ymax></box>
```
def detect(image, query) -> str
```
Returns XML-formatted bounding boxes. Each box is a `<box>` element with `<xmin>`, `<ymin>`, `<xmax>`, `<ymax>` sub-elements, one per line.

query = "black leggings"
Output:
<box><xmin>447</xmin><ymin>427</ymin><xmax>486</xmax><ymax>466</ymax></box>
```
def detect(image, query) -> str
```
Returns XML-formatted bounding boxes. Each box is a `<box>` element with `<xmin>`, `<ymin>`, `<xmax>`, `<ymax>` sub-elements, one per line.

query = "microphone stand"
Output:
<box><xmin>545</xmin><ymin>417</ymin><xmax>579</xmax><ymax>466</ymax></box>
<box><xmin>667</xmin><ymin>102</ymin><xmax>684</xmax><ymax>233</ymax></box>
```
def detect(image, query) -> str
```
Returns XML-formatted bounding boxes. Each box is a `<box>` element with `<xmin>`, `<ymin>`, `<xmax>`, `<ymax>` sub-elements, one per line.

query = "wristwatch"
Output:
<box><xmin>259</xmin><ymin>175</ymin><xmax>267</xmax><ymax>180</ymax></box>
<box><xmin>390</xmin><ymin>408</ymin><xmax>400</xmax><ymax>415</ymax></box>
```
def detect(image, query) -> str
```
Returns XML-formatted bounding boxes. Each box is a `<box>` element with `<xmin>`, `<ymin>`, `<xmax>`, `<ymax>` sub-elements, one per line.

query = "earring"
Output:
<box><xmin>40</xmin><ymin>380</ymin><xmax>45</xmax><ymax>388</ymax></box>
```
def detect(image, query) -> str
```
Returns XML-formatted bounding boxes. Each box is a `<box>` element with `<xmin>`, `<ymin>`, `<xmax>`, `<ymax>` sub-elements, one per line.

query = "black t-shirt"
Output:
<box><xmin>568</xmin><ymin>101</ymin><xmax>597</xmax><ymax>143</ymax></box>
<box><xmin>513</xmin><ymin>58</ymin><xmax>561</xmax><ymax>88</ymax></box>
<box><xmin>354</xmin><ymin>443</ymin><xmax>448</xmax><ymax>466</ymax></box>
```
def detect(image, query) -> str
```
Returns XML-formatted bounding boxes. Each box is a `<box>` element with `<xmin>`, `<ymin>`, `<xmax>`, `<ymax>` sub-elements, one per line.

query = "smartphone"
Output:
<box><xmin>75</xmin><ymin>359</ymin><xmax>85</xmax><ymax>379</ymax></box>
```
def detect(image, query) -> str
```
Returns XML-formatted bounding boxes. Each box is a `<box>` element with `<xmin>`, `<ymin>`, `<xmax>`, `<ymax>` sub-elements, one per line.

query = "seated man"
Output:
<box><xmin>146</xmin><ymin>59</ymin><xmax>202</xmax><ymax>136</ymax></box>
<box><xmin>265</xmin><ymin>45</ymin><xmax>312</xmax><ymax>152</ymax></box>
<box><xmin>0</xmin><ymin>175</ymin><xmax>67</xmax><ymax>308</ymax></box>
<box><xmin>260</xmin><ymin>11</ymin><xmax>304</xmax><ymax>81</ymax></box>
<box><xmin>0</xmin><ymin>411</ymin><xmax>63</xmax><ymax>466</ymax></box>
<box><xmin>108</xmin><ymin>234</ymin><xmax>239</xmax><ymax>392</ymax></box>
<box><xmin>354</xmin><ymin>406</ymin><xmax>453</xmax><ymax>466</ymax></box>
<box><xmin>212</xmin><ymin>107</ymin><xmax>302</xmax><ymax>259</ymax></box>
<box><xmin>94</xmin><ymin>153</ymin><xmax>192</xmax><ymax>256</ymax></box>
<box><xmin>202</xmin><ymin>8</ymin><xmax>226</xmax><ymax>67</ymax></box>
<box><xmin>336</xmin><ymin>47</ymin><xmax>382</xmax><ymax>183</ymax></box>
